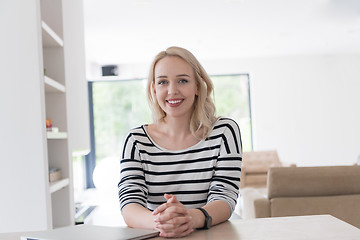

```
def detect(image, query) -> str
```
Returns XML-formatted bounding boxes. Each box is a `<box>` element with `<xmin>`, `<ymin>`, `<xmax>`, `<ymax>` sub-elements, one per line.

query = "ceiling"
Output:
<box><xmin>83</xmin><ymin>0</ymin><xmax>360</xmax><ymax>66</ymax></box>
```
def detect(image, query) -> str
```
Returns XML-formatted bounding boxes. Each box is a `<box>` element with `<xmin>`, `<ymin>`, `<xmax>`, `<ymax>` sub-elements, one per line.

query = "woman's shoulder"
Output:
<box><xmin>124</xmin><ymin>125</ymin><xmax>148</xmax><ymax>141</ymax></box>
<box><xmin>123</xmin><ymin>125</ymin><xmax>153</xmax><ymax>148</ymax></box>
<box><xmin>213</xmin><ymin>117</ymin><xmax>240</xmax><ymax>129</ymax></box>
<box><xmin>210</xmin><ymin>117</ymin><xmax>241</xmax><ymax>136</ymax></box>
<box><xmin>127</xmin><ymin>125</ymin><xmax>146</xmax><ymax>134</ymax></box>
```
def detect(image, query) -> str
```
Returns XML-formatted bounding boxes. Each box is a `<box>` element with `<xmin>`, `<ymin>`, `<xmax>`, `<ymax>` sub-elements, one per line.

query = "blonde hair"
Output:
<box><xmin>146</xmin><ymin>46</ymin><xmax>217</xmax><ymax>139</ymax></box>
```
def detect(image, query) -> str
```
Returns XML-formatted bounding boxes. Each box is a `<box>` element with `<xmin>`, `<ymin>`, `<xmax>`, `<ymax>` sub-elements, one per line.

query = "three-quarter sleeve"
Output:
<box><xmin>208</xmin><ymin>118</ymin><xmax>242</xmax><ymax>213</ymax></box>
<box><xmin>118</xmin><ymin>132</ymin><xmax>148</xmax><ymax>210</ymax></box>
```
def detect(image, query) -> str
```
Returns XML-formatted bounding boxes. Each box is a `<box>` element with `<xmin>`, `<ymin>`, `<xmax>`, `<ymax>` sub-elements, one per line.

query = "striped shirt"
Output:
<box><xmin>118</xmin><ymin>117</ymin><xmax>242</xmax><ymax>213</ymax></box>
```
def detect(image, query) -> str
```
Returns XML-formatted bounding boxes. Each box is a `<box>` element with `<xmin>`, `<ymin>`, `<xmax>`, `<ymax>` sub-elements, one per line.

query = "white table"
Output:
<box><xmin>152</xmin><ymin>215</ymin><xmax>360</xmax><ymax>240</ymax></box>
<box><xmin>1</xmin><ymin>215</ymin><xmax>359</xmax><ymax>240</ymax></box>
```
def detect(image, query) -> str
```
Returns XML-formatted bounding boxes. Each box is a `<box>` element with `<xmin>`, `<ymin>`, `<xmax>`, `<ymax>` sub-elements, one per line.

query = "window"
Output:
<box><xmin>212</xmin><ymin>74</ymin><xmax>252</xmax><ymax>152</ymax></box>
<box><xmin>82</xmin><ymin>74</ymin><xmax>252</xmax><ymax>189</ymax></box>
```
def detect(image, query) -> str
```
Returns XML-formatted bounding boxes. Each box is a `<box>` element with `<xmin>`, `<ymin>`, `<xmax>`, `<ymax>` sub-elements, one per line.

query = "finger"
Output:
<box><xmin>154</xmin><ymin>206</ymin><xmax>189</xmax><ymax>222</ymax></box>
<box><xmin>155</xmin><ymin>212</ymin><xmax>181</xmax><ymax>223</ymax></box>
<box><xmin>152</xmin><ymin>202</ymin><xmax>169</xmax><ymax>215</ymax></box>
<box><xmin>167</xmin><ymin>195</ymin><xmax>178</xmax><ymax>204</ymax></box>
<box><xmin>159</xmin><ymin>222</ymin><xmax>194</xmax><ymax>238</ymax></box>
<box><xmin>156</xmin><ymin>215</ymin><xmax>192</xmax><ymax>229</ymax></box>
<box><xmin>153</xmin><ymin>201</ymin><xmax>187</xmax><ymax>216</ymax></box>
<box><xmin>158</xmin><ymin>222</ymin><xmax>192</xmax><ymax>234</ymax></box>
<box><xmin>164</xmin><ymin>194</ymin><xmax>179</xmax><ymax>205</ymax></box>
<box><xmin>164</xmin><ymin>193</ymin><xmax>173</xmax><ymax>201</ymax></box>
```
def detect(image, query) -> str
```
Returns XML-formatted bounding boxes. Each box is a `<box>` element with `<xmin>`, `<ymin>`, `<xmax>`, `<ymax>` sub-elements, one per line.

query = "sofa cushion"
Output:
<box><xmin>270</xmin><ymin>194</ymin><xmax>360</xmax><ymax>228</ymax></box>
<box><xmin>267</xmin><ymin>166</ymin><xmax>360</xmax><ymax>198</ymax></box>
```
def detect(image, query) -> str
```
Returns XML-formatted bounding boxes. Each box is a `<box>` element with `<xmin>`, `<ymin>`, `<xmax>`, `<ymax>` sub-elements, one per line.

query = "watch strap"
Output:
<box><xmin>196</xmin><ymin>207</ymin><xmax>211</xmax><ymax>229</ymax></box>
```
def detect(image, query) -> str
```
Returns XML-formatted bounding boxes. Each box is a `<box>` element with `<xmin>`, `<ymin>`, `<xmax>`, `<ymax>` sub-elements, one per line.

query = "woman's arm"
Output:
<box><xmin>199</xmin><ymin>118</ymin><xmax>242</xmax><ymax>226</ymax></box>
<box><xmin>122</xmin><ymin>203</ymin><xmax>157</xmax><ymax>230</ymax></box>
<box><xmin>119</xmin><ymin>132</ymin><xmax>154</xmax><ymax>229</ymax></box>
<box><xmin>189</xmin><ymin>200</ymin><xmax>230</xmax><ymax>228</ymax></box>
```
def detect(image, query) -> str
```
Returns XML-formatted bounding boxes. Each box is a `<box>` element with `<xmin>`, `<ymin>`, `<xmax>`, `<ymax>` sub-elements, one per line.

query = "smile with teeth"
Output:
<box><xmin>166</xmin><ymin>99</ymin><xmax>184</xmax><ymax>106</ymax></box>
<box><xmin>167</xmin><ymin>100</ymin><xmax>182</xmax><ymax>104</ymax></box>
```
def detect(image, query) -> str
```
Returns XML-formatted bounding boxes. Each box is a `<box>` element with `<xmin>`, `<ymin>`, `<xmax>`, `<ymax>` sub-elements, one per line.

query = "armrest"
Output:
<box><xmin>241</xmin><ymin>188</ymin><xmax>268</xmax><ymax>219</ymax></box>
<box><xmin>254</xmin><ymin>198</ymin><xmax>271</xmax><ymax>218</ymax></box>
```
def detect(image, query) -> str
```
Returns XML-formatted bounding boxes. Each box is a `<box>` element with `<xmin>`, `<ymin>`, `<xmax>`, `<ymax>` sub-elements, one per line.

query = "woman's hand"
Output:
<box><xmin>152</xmin><ymin>194</ymin><xmax>194</xmax><ymax>238</ymax></box>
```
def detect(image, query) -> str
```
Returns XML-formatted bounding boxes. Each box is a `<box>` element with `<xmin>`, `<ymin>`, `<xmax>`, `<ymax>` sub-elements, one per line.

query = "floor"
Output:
<box><xmin>78</xmin><ymin>188</ymin><xmax>126</xmax><ymax>227</ymax></box>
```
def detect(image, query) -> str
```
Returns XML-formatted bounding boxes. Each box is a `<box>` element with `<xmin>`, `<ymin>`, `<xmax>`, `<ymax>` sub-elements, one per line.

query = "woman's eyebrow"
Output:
<box><xmin>176</xmin><ymin>74</ymin><xmax>191</xmax><ymax>78</ymax></box>
<box><xmin>156</xmin><ymin>75</ymin><xmax>167</xmax><ymax>79</ymax></box>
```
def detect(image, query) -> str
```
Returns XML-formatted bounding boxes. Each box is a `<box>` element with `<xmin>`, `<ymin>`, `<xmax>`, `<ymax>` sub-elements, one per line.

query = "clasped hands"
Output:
<box><xmin>152</xmin><ymin>194</ymin><xmax>194</xmax><ymax>238</ymax></box>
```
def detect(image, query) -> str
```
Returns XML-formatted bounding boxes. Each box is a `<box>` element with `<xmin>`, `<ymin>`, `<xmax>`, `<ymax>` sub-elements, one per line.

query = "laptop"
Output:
<box><xmin>21</xmin><ymin>224</ymin><xmax>159</xmax><ymax>240</ymax></box>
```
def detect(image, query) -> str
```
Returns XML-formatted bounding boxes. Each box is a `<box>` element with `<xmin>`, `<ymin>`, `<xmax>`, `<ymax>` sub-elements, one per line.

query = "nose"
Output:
<box><xmin>168</xmin><ymin>81</ymin><xmax>179</xmax><ymax>95</ymax></box>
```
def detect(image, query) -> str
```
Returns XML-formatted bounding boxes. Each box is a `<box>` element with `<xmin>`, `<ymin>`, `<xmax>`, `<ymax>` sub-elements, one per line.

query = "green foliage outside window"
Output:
<box><xmin>212</xmin><ymin>75</ymin><xmax>253</xmax><ymax>152</ymax></box>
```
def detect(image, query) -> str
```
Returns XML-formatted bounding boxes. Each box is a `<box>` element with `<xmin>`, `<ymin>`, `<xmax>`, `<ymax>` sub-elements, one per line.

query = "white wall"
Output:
<box><xmin>0</xmin><ymin>0</ymin><xmax>51</xmax><ymax>233</ymax></box>
<box><xmin>63</xmin><ymin>0</ymin><xmax>90</xmax><ymax>153</ymax></box>
<box><xmin>204</xmin><ymin>54</ymin><xmax>360</xmax><ymax>166</ymax></box>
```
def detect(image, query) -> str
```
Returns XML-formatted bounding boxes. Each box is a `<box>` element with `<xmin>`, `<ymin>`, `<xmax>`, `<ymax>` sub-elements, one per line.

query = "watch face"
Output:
<box><xmin>206</xmin><ymin>216</ymin><xmax>212</xmax><ymax>229</ymax></box>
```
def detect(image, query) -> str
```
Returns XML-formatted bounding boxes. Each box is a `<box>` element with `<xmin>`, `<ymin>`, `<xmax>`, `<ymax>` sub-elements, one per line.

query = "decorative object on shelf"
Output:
<box><xmin>46</xmin><ymin>118</ymin><xmax>60</xmax><ymax>133</ymax></box>
<box><xmin>46</xmin><ymin>118</ymin><xmax>52</xmax><ymax>131</ymax></box>
<box><xmin>49</xmin><ymin>168</ymin><xmax>61</xmax><ymax>182</ymax></box>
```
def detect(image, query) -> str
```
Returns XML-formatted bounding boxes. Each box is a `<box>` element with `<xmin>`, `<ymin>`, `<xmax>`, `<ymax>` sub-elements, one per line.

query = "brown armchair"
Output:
<box><xmin>236</xmin><ymin>150</ymin><xmax>295</xmax><ymax>218</ymax></box>
<box><xmin>240</xmin><ymin>150</ymin><xmax>289</xmax><ymax>188</ymax></box>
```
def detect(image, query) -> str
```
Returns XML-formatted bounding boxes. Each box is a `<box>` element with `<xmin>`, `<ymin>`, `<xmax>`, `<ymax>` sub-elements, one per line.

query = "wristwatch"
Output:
<box><xmin>196</xmin><ymin>207</ymin><xmax>212</xmax><ymax>229</ymax></box>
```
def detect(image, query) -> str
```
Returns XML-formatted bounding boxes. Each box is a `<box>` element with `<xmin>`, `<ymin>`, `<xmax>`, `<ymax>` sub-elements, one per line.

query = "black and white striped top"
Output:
<box><xmin>118</xmin><ymin>118</ymin><xmax>242</xmax><ymax>213</ymax></box>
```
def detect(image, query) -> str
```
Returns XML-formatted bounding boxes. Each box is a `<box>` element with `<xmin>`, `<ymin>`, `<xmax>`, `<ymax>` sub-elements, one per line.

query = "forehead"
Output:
<box><xmin>154</xmin><ymin>56</ymin><xmax>194</xmax><ymax>77</ymax></box>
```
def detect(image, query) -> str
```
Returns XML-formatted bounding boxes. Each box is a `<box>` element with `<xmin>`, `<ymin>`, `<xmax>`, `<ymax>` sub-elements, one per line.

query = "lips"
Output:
<box><xmin>166</xmin><ymin>99</ymin><xmax>184</xmax><ymax>107</ymax></box>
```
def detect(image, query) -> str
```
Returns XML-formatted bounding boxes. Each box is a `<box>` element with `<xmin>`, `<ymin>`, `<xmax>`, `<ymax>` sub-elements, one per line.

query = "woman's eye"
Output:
<box><xmin>158</xmin><ymin>80</ymin><xmax>167</xmax><ymax>85</ymax></box>
<box><xmin>179</xmin><ymin>79</ymin><xmax>188</xmax><ymax>84</ymax></box>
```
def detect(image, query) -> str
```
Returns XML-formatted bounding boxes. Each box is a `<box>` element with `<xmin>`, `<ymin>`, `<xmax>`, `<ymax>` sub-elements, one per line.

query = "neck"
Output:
<box><xmin>161</xmin><ymin>115</ymin><xmax>192</xmax><ymax>139</ymax></box>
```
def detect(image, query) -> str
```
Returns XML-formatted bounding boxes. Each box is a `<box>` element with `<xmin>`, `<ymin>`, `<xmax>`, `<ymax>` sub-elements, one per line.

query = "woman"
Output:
<box><xmin>118</xmin><ymin>46</ymin><xmax>242</xmax><ymax>238</ymax></box>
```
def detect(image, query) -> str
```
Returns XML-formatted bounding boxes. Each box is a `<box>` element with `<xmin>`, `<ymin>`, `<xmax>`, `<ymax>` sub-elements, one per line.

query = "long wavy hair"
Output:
<box><xmin>146</xmin><ymin>46</ymin><xmax>217</xmax><ymax>139</ymax></box>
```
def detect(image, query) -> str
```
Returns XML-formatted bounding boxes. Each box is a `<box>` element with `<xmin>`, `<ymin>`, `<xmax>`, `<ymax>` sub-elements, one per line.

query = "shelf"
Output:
<box><xmin>44</xmin><ymin>76</ymin><xmax>66</xmax><ymax>93</ymax></box>
<box><xmin>47</xmin><ymin>131</ymin><xmax>68</xmax><ymax>139</ymax></box>
<box><xmin>50</xmin><ymin>178</ymin><xmax>70</xmax><ymax>194</ymax></box>
<box><xmin>41</xmin><ymin>21</ymin><xmax>63</xmax><ymax>47</ymax></box>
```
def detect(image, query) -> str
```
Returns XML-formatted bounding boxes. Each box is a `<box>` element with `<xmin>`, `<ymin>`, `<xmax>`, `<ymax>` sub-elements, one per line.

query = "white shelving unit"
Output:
<box><xmin>1</xmin><ymin>0</ymin><xmax>90</xmax><ymax>233</ymax></box>
<box><xmin>47</xmin><ymin>131</ymin><xmax>68</xmax><ymax>139</ymax></box>
<box><xmin>50</xmin><ymin>178</ymin><xmax>70</xmax><ymax>194</ymax></box>
<box><xmin>40</xmin><ymin>0</ymin><xmax>74</xmax><ymax>228</ymax></box>
<box><xmin>44</xmin><ymin>76</ymin><xmax>66</xmax><ymax>93</ymax></box>
<box><xmin>41</xmin><ymin>21</ymin><xmax>63</xmax><ymax>47</ymax></box>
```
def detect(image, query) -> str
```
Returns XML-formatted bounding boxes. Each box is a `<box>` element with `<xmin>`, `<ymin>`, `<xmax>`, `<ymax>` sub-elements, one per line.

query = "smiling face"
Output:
<box><xmin>153</xmin><ymin>56</ymin><xmax>198</xmax><ymax>120</ymax></box>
